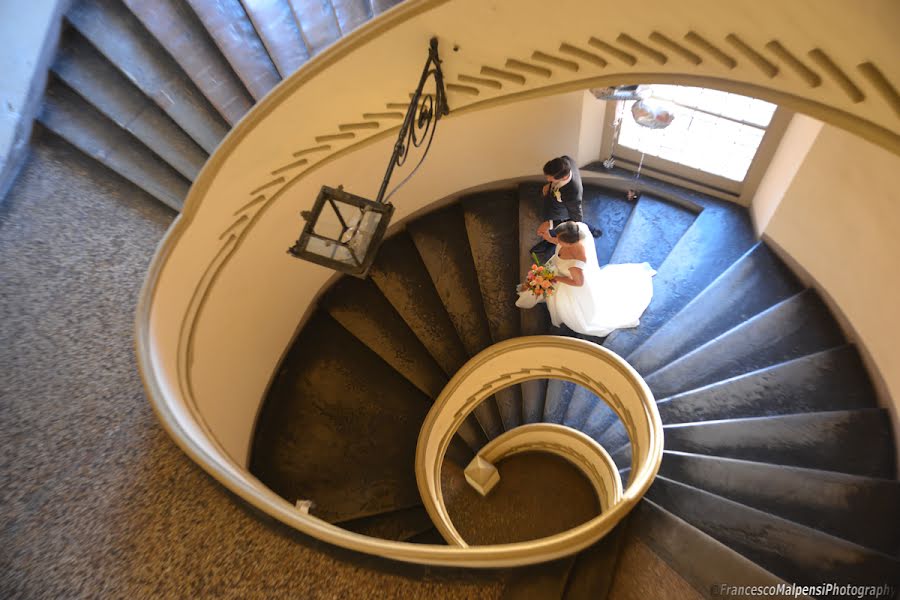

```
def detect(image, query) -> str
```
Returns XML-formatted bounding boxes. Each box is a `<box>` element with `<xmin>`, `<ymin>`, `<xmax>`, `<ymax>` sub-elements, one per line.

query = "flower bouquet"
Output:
<box><xmin>515</xmin><ymin>253</ymin><xmax>557</xmax><ymax>309</ymax></box>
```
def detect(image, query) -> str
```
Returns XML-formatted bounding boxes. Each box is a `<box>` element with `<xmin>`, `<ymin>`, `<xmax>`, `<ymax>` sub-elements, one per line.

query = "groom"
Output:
<box><xmin>530</xmin><ymin>155</ymin><xmax>602</xmax><ymax>255</ymax></box>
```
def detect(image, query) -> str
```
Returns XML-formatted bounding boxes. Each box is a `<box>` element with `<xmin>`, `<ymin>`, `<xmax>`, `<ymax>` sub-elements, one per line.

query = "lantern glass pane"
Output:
<box><xmin>305</xmin><ymin>235</ymin><xmax>360</xmax><ymax>267</ymax></box>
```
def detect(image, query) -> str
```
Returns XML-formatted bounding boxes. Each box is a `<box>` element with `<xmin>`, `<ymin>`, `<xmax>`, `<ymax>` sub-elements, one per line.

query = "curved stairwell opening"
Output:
<box><xmin>8</xmin><ymin>0</ymin><xmax>898</xmax><ymax>595</ymax></box>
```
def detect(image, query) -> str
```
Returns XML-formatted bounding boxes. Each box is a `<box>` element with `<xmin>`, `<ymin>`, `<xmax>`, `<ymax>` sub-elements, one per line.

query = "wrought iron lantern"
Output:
<box><xmin>288</xmin><ymin>38</ymin><xmax>449</xmax><ymax>278</ymax></box>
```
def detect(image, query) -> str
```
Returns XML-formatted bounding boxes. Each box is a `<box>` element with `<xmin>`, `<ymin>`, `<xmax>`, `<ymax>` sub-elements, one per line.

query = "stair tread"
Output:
<box><xmin>331</xmin><ymin>0</ymin><xmax>373</xmax><ymax>34</ymax></box>
<box><xmin>337</xmin><ymin>505</ymin><xmax>434</xmax><ymax>541</ymax></box>
<box><xmin>604</xmin><ymin>199</ymin><xmax>755</xmax><ymax>358</ymax></box>
<box><xmin>40</xmin><ymin>79</ymin><xmax>188</xmax><ymax>210</ymax></box>
<box><xmin>627</xmin><ymin>242</ymin><xmax>803</xmax><ymax>375</ymax></box>
<box><xmin>321</xmin><ymin>276</ymin><xmax>447</xmax><ymax>399</ymax></box>
<box><xmin>562</xmin><ymin>385</ymin><xmax>597</xmax><ymax>431</ymax></box>
<box><xmin>663</xmin><ymin>409</ymin><xmax>896</xmax><ymax>478</ymax></box>
<box><xmin>66</xmin><ymin>0</ymin><xmax>229</xmax><ymax>153</ymax></box>
<box><xmin>290</xmin><ymin>0</ymin><xmax>342</xmax><ymax>55</ymax></box>
<box><xmin>656</xmin><ymin>345</ymin><xmax>878</xmax><ymax>425</ymax></box>
<box><xmin>645</xmin><ymin>289</ymin><xmax>845</xmax><ymax>399</ymax></box>
<box><xmin>371</xmin><ymin>0</ymin><xmax>403</xmax><ymax>14</ymax></box>
<box><xmin>630</xmin><ymin>499</ymin><xmax>803</xmax><ymax>597</ymax></box>
<box><xmin>562</xmin><ymin>523</ymin><xmax>625</xmax><ymax>600</ymax></box>
<box><xmin>121</xmin><ymin>0</ymin><xmax>253</xmax><ymax>125</ymax></box>
<box><xmin>660</xmin><ymin>451</ymin><xmax>900</xmax><ymax>555</ymax></box>
<box><xmin>581</xmin><ymin>185</ymin><xmax>636</xmax><ymax>266</ymax></box>
<box><xmin>250</xmin><ymin>312</ymin><xmax>433</xmax><ymax>522</ymax></box>
<box><xmin>607</xmin><ymin>194</ymin><xmax>695</xmax><ymax>268</ymax></box>
<box><xmin>52</xmin><ymin>29</ymin><xmax>208</xmax><ymax>181</ymax></box>
<box><xmin>543</xmin><ymin>380</ymin><xmax>577</xmax><ymax>425</ymax></box>
<box><xmin>369</xmin><ymin>232</ymin><xmax>469</xmax><ymax>376</ymax></box>
<box><xmin>647</xmin><ymin>476</ymin><xmax>899</xmax><ymax>585</ymax></box>
<box><xmin>185</xmin><ymin>0</ymin><xmax>281</xmax><ymax>101</ymax></box>
<box><xmin>242</xmin><ymin>0</ymin><xmax>311</xmax><ymax>77</ymax></box>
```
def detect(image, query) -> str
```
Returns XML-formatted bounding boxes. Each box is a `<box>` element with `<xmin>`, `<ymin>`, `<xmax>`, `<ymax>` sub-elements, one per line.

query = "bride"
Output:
<box><xmin>543</xmin><ymin>221</ymin><xmax>656</xmax><ymax>337</ymax></box>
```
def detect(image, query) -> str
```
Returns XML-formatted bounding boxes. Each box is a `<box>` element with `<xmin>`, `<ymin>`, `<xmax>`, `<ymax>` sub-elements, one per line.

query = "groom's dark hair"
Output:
<box><xmin>543</xmin><ymin>156</ymin><xmax>571</xmax><ymax>180</ymax></box>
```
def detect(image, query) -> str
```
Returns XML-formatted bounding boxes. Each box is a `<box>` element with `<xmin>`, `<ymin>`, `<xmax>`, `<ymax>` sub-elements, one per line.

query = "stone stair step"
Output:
<box><xmin>561</xmin><ymin>522</ymin><xmax>625</xmax><ymax>600</ymax></box>
<box><xmin>521</xmin><ymin>378</ymin><xmax>548</xmax><ymax>425</ymax></box>
<box><xmin>663</xmin><ymin>409</ymin><xmax>896</xmax><ymax>478</ymax></box>
<box><xmin>597</xmin><ymin>420</ymin><xmax>628</xmax><ymax>457</ymax></box>
<box><xmin>52</xmin><ymin>28</ymin><xmax>207</xmax><ymax>182</ymax></box>
<box><xmin>39</xmin><ymin>78</ymin><xmax>188</xmax><ymax>211</ymax></box>
<box><xmin>543</xmin><ymin>379</ymin><xmax>577</xmax><ymax>425</ymax></box>
<box><xmin>581</xmin><ymin>403</ymin><xmax>620</xmax><ymax>444</ymax></box>
<box><xmin>607</xmin><ymin>194</ymin><xmax>695</xmax><ymax>268</ymax></box>
<box><xmin>406</xmin><ymin>527</ymin><xmax>446</xmax><ymax>545</ymax></box>
<box><xmin>645</xmin><ymin>289</ymin><xmax>845</xmax><ymax>399</ymax></box>
<box><xmin>659</xmin><ymin>451</ymin><xmax>900</xmax><ymax>555</ymax></box>
<box><xmin>185</xmin><ymin>0</ymin><xmax>282</xmax><ymax>100</ymax></box>
<box><xmin>242</xmin><ymin>0</ymin><xmax>311</xmax><ymax>77</ymax></box>
<box><xmin>517</xmin><ymin>182</ymin><xmax>552</xmax><ymax>337</ymax></box>
<box><xmin>656</xmin><ymin>345</ymin><xmax>878</xmax><ymax>425</ymax></box>
<box><xmin>320</xmin><ymin>275</ymin><xmax>447</xmax><ymax>399</ymax></box>
<box><xmin>581</xmin><ymin>185</ymin><xmax>636</xmax><ymax>267</ymax></box>
<box><xmin>408</xmin><ymin>204</ymin><xmax>494</xmax><ymax>357</ymax></box>
<box><xmin>609</xmin><ymin>443</ymin><xmax>631</xmax><ymax>472</ymax></box>
<box><xmin>290</xmin><ymin>0</ymin><xmax>342</xmax><ymax>56</ymax></box>
<box><xmin>501</xmin><ymin>558</ymin><xmax>575</xmax><ymax>599</ymax></box>
<box><xmin>562</xmin><ymin>385</ymin><xmax>597</xmax><ymax>432</ymax></box>
<box><xmin>371</xmin><ymin>0</ymin><xmax>403</xmax><ymax>14</ymax></box>
<box><xmin>463</xmin><ymin>190</ymin><xmax>524</xmax><ymax>431</ymax></box>
<box><xmin>408</xmin><ymin>204</ymin><xmax>503</xmax><ymax>438</ymax></box>
<box><xmin>630</xmin><ymin>499</ymin><xmax>804</xmax><ymax>598</ymax></box>
<box><xmin>122</xmin><ymin>0</ymin><xmax>253</xmax><ymax>125</ymax></box>
<box><xmin>331</xmin><ymin>0</ymin><xmax>373</xmax><ymax>34</ymax></box>
<box><xmin>646</xmin><ymin>476</ymin><xmax>899</xmax><ymax>585</ymax></box>
<box><xmin>250</xmin><ymin>311</ymin><xmax>434</xmax><ymax>523</ymax></box>
<box><xmin>604</xmin><ymin>198</ymin><xmax>754</xmax><ymax>358</ymax></box>
<box><xmin>66</xmin><ymin>0</ymin><xmax>228</xmax><ymax>153</ymax></box>
<box><xmin>627</xmin><ymin>242</ymin><xmax>803</xmax><ymax>376</ymax></box>
<box><xmin>336</xmin><ymin>505</ymin><xmax>434</xmax><ymax>541</ymax></box>
<box><xmin>462</xmin><ymin>190</ymin><xmax>521</xmax><ymax>345</ymax></box>
<box><xmin>369</xmin><ymin>232</ymin><xmax>468</xmax><ymax>376</ymax></box>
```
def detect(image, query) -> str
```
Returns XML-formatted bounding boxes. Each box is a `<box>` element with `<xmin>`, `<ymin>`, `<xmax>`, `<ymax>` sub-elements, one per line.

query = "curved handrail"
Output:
<box><xmin>416</xmin><ymin>336</ymin><xmax>662</xmax><ymax>559</ymax></box>
<box><xmin>462</xmin><ymin>422</ymin><xmax>623</xmax><ymax>517</ymax></box>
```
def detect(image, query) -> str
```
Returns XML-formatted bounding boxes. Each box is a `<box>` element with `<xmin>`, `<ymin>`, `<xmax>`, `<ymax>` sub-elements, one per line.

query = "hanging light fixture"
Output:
<box><xmin>288</xmin><ymin>38</ymin><xmax>449</xmax><ymax>277</ymax></box>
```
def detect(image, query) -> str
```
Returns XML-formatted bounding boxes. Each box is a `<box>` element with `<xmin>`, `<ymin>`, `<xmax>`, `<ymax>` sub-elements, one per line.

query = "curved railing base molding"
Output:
<box><xmin>416</xmin><ymin>336</ymin><xmax>663</xmax><ymax>562</ymax></box>
<box><xmin>463</xmin><ymin>423</ymin><xmax>623</xmax><ymax>514</ymax></box>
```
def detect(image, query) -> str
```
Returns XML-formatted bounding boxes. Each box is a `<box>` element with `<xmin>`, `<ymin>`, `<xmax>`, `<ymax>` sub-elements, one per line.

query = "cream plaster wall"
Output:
<box><xmin>751</xmin><ymin>113</ymin><xmax>824</xmax><ymax>234</ymax></box>
<box><xmin>576</xmin><ymin>91</ymin><xmax>608</xmax><ymax>168</ymax></box>
<box><xmin>763</xmin><ymin>124</ymin><xmax>900</xmax><ymax>432</ymax></box>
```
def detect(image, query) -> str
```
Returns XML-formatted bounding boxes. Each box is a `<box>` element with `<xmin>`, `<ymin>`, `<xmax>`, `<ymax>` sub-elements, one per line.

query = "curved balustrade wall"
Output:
<box><xmin>137</xmin><ymin>0</ymin><xmax>900</xmax><ymax>566</ymax></box>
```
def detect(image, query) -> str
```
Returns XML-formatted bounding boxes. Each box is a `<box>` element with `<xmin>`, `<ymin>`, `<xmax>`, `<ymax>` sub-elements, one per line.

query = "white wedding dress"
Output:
<box><xmin>546</xmin><ymin>223</ymin><xmax>656</xmax><ymax>337</ymax></box>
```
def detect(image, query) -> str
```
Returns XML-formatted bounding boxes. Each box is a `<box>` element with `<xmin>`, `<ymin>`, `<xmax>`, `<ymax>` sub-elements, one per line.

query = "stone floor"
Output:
<box><xmin>0</xmin><ymin>129</ymin><xmax>501</xmax><ymax>599</ymax></box>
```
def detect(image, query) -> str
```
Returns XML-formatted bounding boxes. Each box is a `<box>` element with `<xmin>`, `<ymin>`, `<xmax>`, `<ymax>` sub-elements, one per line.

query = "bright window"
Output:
<box><xmin>616</xmin><ymin>85</ymin><xmax>777</xmax><ymax>182</ymax></box>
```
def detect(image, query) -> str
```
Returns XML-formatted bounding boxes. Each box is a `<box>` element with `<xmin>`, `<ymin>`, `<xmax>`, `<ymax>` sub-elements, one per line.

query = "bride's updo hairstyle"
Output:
<box><xmin>555</xmin><ymin>221</ymin><xmax>581</xmax><ymax>244</ymax></box>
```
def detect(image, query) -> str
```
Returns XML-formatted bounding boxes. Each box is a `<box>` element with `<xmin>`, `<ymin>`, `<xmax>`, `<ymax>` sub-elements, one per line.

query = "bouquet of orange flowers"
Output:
<box><xmin>516</xmin><ymin>253</ymin><xmax>556</xmax><ymax>308</ymax></box>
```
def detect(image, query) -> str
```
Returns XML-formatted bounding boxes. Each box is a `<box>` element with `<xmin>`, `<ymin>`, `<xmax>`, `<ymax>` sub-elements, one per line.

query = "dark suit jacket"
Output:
<box><xmin>541</xmin><ymin>155</ymin><xmax>583</xmax><ymax>224</ymax></box>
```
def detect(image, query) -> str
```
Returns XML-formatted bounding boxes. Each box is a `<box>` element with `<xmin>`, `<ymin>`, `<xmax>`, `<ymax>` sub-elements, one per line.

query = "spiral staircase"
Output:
<box><xmin>4</xmin><ymin>0</ymin><xmax>899</xmax><ymax>597</ymax></box>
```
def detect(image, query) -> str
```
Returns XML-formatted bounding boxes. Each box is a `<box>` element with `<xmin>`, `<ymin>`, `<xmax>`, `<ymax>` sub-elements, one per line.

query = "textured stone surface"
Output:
<box><xmin>442</xmin><ymin>454</ymin><xmax>599</xmax><ymax>546</ymax></box>
<box><xmin>607</xmin><ymin>535</ymin><xmax>703</xmax><ymax>600</ymax></box>
<box><xmin>251</xmin><ymin>312</ymin><xmax>433</xmax><ymax>522</ymax></box>
<box><xmin>0</xmin><ymin>133</ymin><xmax>504</xmax><ymax>598</ymax></box>
<box><xmin>563</xmin><ymin>523</ymin><xmax>626</xmax><ymax>600</ymax></box>
<box><xmin>656</xmin><ymin>345</ymin><xmax>877</xmax><ymax>423</ymax></box>
<box><xmin>122</xmin><ymin>0</ymin><xmax>254</xmax><ymax>124</ymax></box>
<box><xmin>185</xmin><ymin>0</ymin><xmax>281</xmax><ymax>100</ymax></box>
<box><xmin>659</xmin><ymin>451</ymin><xmax>900</xmax><ymax>555</ymax></box>
<box><xmin>39</xmin><ymin>80</ymin><xmax>190</xmax><ymax>210</ymax></box>
<box><xmin>626</xmin><ymin>242</ymin><xmax>802</xmax><ymax>375</ymax></box>
<box><xmin>645</xmin><ymin>289</ymin><xmax>845</xmax><ymax>399</ymax></box>
<box><xmin>370</xmin><ymin>232</ymin><xmax>468</xmax><ymax>376</ymax></box>
<box><xmin>663</xmin><ymin>409</ymin><xmax>896</xmax><ymax>478</ymax></box>
<box><xmin>582</xmin><ymin>186</ymin><xmax>635</xmax><ymax>267</ymax></box>
<box><xmin>500</xmin><ymin>557</ymin><xmax>574</xmax><ymax>600</ymax></box>
<box><xmin>646</xmin><ymin>477</ymin><xmax>899</xmax><ymax>586</ymax></box>
<box><xmin>242</xmin><ymin>0</ymin><xmax>310</xmax><ymax>77</ymax></box>
<box><xmin>604</xmin><ymin>197</ymin><xmax>754</xmax><ymax>358</ymax></box>
<box><xmin>628</xmin><ymin>500</ymin><xmax>792</xmax><ymax>599</ymax></box>
<box><xmin>290</xmin><ymin>0</ymin><xmax>342</xmax><ymax>55</ymax></box>
<box><xmin>331</xmin><ymin>0</ymin><xmax>373</xmax><ymax>34</ymax></box>
<box><xmin>67</xmin><ymin>0</ymin><xmax>229</xmax><ymax>153</ymax></box>
<box><xmin>562</xmin><ymin>385</ymin><xmax>598</xmax><ymax>431</ymax></box>
<box><xmin>338</xmin><ymin>505</ymin><xmax>434</xmax><ymax>542</ymax></box>
<box><xmin>607</xmin><ymin>195</ymin><xmax>695</xmax><ymax>269</ymax></box>
<box><xmin>542</xmin><ymin>379</ymin><xmax>576</xmax><ymax>425</ymax></box>
<box><xmin>53</xmin><ymin>27</ymin><xmax>209</xmax><ymax>181</ymax></box>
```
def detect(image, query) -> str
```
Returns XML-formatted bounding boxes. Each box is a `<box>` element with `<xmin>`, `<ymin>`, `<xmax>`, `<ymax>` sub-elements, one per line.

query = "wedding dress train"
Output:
<box><xmin>546</xmin><ymin>223</ymin><xmax>656</xmax><ymax>337</ymax></box>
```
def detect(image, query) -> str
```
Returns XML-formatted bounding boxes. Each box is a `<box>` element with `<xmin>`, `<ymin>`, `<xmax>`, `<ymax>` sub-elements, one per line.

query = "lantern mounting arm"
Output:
<box><xmin>375</xmin><ymin>37</ymin><xmax>449</xmax><ymax>204</ymax></box>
